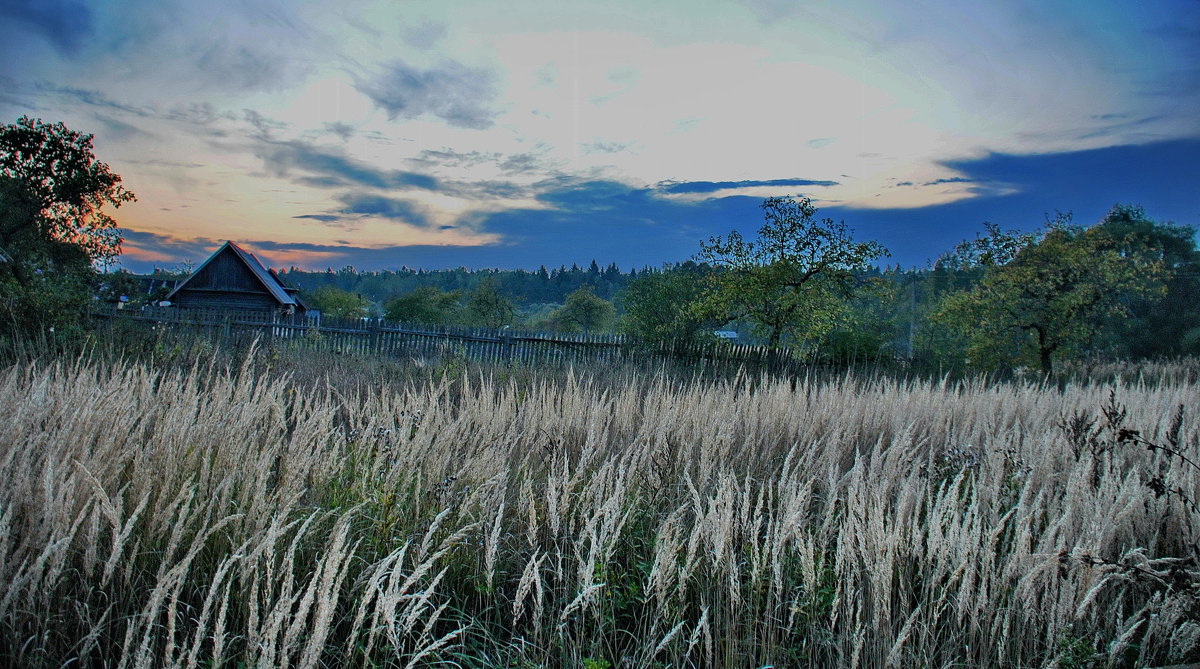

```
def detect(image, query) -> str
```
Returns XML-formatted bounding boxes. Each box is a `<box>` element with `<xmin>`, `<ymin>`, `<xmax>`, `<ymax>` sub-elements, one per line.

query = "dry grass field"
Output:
<box><xmin>0</xmin><ymin>351</ymin><xmax>1197</xmax><ymax>667</ymax></box>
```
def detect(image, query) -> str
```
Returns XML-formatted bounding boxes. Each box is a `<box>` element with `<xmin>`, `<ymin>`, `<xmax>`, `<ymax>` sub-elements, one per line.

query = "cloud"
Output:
<box><xmin>3</xmin><ymin>0</ymin><xmax>95</xmax><ymax>56</ymax></box>
<box><xmin>117</xmin><ymin>229</ymin><xmax>221</xmax><ymax>267</ymax></box>
<box><xmin>32</xmin><ymin>82</ymin><xmax>151</xmax><ymax>117</ymax></box>
<box><xmin>292</xmin><ymin>214</ymin><xmax>341</xmax><ymax>222</ymax></box>
<box><xmin>410</xmin><ymin>148</ymin><xmax>500</xmax><ymax>168</ymax></box>
<box><xmin>336</xmin><ymin>192</ymin><xmax>430</xmax><ymax>225</ymax></box>
<box><xmin>497</xmin><ymin>152</ymin><xmax>546</xmax><ymax>175</ymax></box>
<box><xmin>257</xmin><ymin>139</ymin><xmax>440</xmax><ymax>191</ymax></box>
<box><xmin>656</xmin><ymin>178</ymin><xmax>840</xmax><ymax>195</ymax></box>
<box><xmin>357</xmin><ymin>59</ymin><xmax>499</xmax><ymax>129</ymax></box>
<box><xmin>582</xmin><ymin>140</ymin><xmax>632</xmax><ymax>155</ymax></box>
<box><xmin>321</xmin><ymin>121</ymin><xmax>356</xmax><ymax>141</ymax></box>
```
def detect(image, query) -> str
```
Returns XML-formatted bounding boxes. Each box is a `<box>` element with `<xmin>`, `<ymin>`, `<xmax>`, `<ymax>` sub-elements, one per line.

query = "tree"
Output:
<box><xmin>934</xmin><ymin>214</ymin><xmax>1167</xmax><ymax>375</ymax></box>
<box><xmin>619</xmin><ymin>262</ymin><xmax>720</xmax><ymax>346</ymax></box>
<box><xmin>463</xmin><ymin>276</ymin><xmax>515</xmax><ymax>327</ymax></box>
<box><xmin>1</xmin><ymin>118</ymin><xmax>135</xmax><ymax>339</ymax></box>
<box><xmin>306</xmin><ymin>285</ymin><xmax>369</xmax><ymax>320</ymax></box>
<box><xmin>1087</xmin><ymin>204</ymin><xmax>1200</xmax><ymax>357</ymax></box>
<box><xmin>550</xmin><ymin>286</ymin><xmax>615</xmax><ymax>333</ymax></box>
<box><xmin>384</xmin><ymin>286</ymin><xmax>462</xmax><ymax>325</ymax></box>
<box><xmin>697</xmin><ymin>196</ymin><xmax>888</xmax><ymax>348</ymax></box>
<box><xmin>0</xmin><ymin>116</ymin><xmax>136</xmax><ymax>268</ymax></box>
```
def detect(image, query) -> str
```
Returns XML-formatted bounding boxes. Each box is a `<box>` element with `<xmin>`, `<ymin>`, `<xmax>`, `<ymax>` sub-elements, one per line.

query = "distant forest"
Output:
<box><xmin>280</xmin><ymin>259</ymin><xmax>632</xmax><ymax>308</ymax></box>
<box><xmin>115</xmin><ymin>202</ymin><xmax>1199</xmax><ymax>374</ymax></box>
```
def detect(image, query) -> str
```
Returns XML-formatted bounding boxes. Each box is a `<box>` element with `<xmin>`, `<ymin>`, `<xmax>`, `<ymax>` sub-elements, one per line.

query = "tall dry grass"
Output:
<box><xmin>0</xmin><ymin>352</ymin><xmax>1197</xmax><ymax>667</ymax></box>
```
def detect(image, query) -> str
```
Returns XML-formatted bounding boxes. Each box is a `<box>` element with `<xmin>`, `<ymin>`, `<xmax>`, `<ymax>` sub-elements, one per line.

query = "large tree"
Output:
<box><xmin>306</xmin><ymin>285</ymin><xmax>369</xmax><ymax>320</ymax></box>
<box><xmin>1</xmin><ymin>118</ymin><xmax>135</xmax><ymax>337</ymax></box>
<box><xmin>697</xmin><ymin>196</ymin><xmax>888</xmax><ymax>348</ymax></box>
<box><xmin>0</xmin><ymin>116</ymin><xmax>136</xmax><ymax>268</ymax></box>
<box><xmin>619</xmin><ymin>262</ymin><xmax>721</xmax><ymax>346</ymax></box>
<box><xmin>383</xmin><ymin>286</ymin><xmax>462</xmax><ymax>325</ymax></box>
<box><xmin>464</xmin><ymin>276</ymin><xmax>516</xmax><ymax>327</ymax></box>
<box><xmin>1087</xmin><ymin>204</ymin><xmax>1200</xmax><ymax>357</ymax></box>
<box><xmin>935</xmin><ymin>214</ymin><xmax>1167</xmax><ymax>375</ymax></box>
<box><xmin>550</xmin><ymin>286</ymin><xmax>615</xmax><ymax>334</ymax></box>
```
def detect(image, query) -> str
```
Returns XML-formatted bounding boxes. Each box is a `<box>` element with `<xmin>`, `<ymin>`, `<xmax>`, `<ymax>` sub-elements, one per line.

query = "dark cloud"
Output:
<box><xmin>257</xmin><ymin>139</ymin><xmax>440</xmax><ymax>191</ymax></box>
<box><xmin>32</xmin><ymin>83</ymin><xmax>150</xmax><ymax>117</ymax></box>
<box><xmin>443</xmin><ymin>180</ymin><xmax>531</xmax><ymax>200</ymax></box>
<box><xmin>2</xmin><ymin>0</ymin><xmax>95</xmax><ymax>56</ymax></box>
<box><xmin>243</xmin><ymin>109</ymin><xmax>287</xmax><ymax>139</ymax></box>
<box><xmin>322</xmin><ymin>121</ymin><xmax>356</xmax><ymax>141</ymax></box>
<box><xmin>117</xmin><ymin>229</ymin><xmax>221</xmax><ymax>268</ymax></box>
<box><xmin>923</xmin><ymin>177</ymin><xmax>971</xmax><ymax>186</ymax></box>
<box><xmin>656</xmin><ymin>178</ymin><xmax>840</xmax><ymax>195</ymax></box>
<box><xmin>292</xmin><ymin>214</ymin><xmax>341</xmax><ymax>222</ymax></box>
<box><xmin>336</xmin><ymin>192</ymin><xmax>429</xmax><ymax>225</ymax></box>
<box><xmin>497</xmin><ymin>152</ymin><xmax>544</xmax><ymax>175</ymax></box>
<box><xmin>582</xmin><ymin>140</ymin><xmax>632</xmax><ymax>155</ymax></box>
<box><xmin>358</xmin><ymin>59</ymin><xmax>499</xmax><ymax>129</ymax></box>
<box><xmin>411</xmin><ymin>148</ymin><xmax>499</xmax><ymax>168</ymax></box>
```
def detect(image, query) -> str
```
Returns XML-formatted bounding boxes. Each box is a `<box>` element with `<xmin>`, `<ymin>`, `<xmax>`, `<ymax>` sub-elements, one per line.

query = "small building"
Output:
<box><xmin>164</xmin><ymin>241</ymin><xmax>310</xmax><ymax>316</ymax></box>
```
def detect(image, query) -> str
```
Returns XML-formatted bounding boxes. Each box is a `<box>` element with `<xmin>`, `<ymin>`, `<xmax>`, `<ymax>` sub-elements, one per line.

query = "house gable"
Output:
<box><xmin>165</xmin><ymin>241</ymin><xmax>307</xmax><ymax>314</ymax></box>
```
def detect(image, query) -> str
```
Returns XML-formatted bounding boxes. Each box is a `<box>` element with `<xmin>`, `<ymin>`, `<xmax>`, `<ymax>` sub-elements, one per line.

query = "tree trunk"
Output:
<box><xmin>1034</xmin><ymin>326</ymin><xmax>1055</xmax><ymax>376</ymax></box>
<box><xmin>1039</xmin><ymin>346</ymin><xmax>1053</xmax><ymax>376</ymax></box>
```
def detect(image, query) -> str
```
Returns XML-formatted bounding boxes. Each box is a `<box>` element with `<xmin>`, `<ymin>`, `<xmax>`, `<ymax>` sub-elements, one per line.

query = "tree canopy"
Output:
<box><xmin>0</xmin><ymin>116</ymin><xmax>136</xmax><ymax>267</ymax></box>
<box><xmin>934</xmin><ymin>214</ymin><xmax>1167</xmax><ymax>374</ymax></box>
<box><xmin>697</xmin><ymin>196</ymin><xmax>888</xmax><ymax>347</ymax></box>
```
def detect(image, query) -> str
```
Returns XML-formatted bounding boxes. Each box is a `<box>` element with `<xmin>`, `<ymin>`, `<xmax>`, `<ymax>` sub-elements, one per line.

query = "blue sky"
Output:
<box><xmin>2</xmin><ymin>0</ymin><xmax>1197</xmax><ymax>272</ymax></box>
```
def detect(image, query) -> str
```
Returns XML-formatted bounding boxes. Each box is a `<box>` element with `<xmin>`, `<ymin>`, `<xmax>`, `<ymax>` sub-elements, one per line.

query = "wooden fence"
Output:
<box><xmin>89</xmin><ymin>304</ymin><xmax>811</xmax><ymax>373</ymax></box>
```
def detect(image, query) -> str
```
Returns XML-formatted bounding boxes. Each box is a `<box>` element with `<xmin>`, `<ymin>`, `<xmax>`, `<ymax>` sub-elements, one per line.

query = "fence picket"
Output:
<box><xmin>89</xmin><ymin>304</ymin><xmax>820</xmax><ymax>374</ymax></box>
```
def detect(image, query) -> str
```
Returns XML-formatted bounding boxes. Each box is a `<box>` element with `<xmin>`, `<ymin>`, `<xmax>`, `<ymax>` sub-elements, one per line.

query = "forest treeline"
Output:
<box><xmin>248</xmin><ymin>200</ymin><xmax>1198</xmax><ymax>375</ymax></box>
<box><xmin>3</xmin><ymin>116</ymin><xmax>1198</xmax><ymax>375</ymax></box>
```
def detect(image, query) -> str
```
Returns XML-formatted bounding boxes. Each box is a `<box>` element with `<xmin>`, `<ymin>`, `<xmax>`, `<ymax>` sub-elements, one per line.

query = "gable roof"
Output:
<box><xmin>165</xmin><ymin>241</ymin><xmax>302</xmax><ymax>307</ymax></box>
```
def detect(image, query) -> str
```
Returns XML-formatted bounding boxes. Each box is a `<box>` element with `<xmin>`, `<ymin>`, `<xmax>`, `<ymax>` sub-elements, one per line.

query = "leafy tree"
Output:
<box><xmin>550</xmin><ymin>286</ymin><xmax>615</xmax><ymax>333</ymax></box>
<box><xmin>697</xmin><ymin>196</ymin><xmax>888</xmax><ymax>348</ymax></box>
<box><xmin>384</xmin><ymin>286</ymin><xmax>462</xmax><ymax>325</ymax></box>
<box><xmin>306</xmin><ymin>284</ymin><xmax>369</xmax><ymax>320</ymax></box>
<box><xmin>463</xmin><ymin>276</ymin><xmax>515</xmax><ymax>327</ymax></box>
<box><xmin>0</xmin><ymin>116</ymin><xmax>135</xmax><ymax>267</ymax></box>
<box><xmin>1087</xmin><ymin>204</ymin><xmax>1200</xmax><ymax>357</ymax></box>
<box><xmin>0</xmin><ymin>118</ymin><xmax>135</xmax><ymax>340</ymax></box>
<box><xmin>619</xmin><ymin>262</ymin><xmax>720</xmax><ymax>346</ymax></box>
<box><xmin>934</xmin><ymin>214</ymin><xmax>1167</xmax><ymax>375</ymax></box>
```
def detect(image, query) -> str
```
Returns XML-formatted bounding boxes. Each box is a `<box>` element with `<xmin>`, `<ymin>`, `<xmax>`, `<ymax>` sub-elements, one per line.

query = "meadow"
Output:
<box><xmin>0</xmin><ymin>347</ymin><xmax>1197</xmax><ymax>667</ymax></box>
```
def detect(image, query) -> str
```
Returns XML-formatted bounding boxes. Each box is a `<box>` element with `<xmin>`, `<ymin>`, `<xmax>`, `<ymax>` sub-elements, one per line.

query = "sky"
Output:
<box><xmin>1</xmin><ymin>0</ymin><xmax>1198</xmax><ymax>273</ymax></box>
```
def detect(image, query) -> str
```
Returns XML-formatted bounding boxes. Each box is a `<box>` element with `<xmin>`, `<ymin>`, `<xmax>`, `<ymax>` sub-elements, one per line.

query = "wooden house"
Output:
<box><xmin>164</xmin><ymin>241</ymin><xmax>310</xmax><ymax>315</ymax></box>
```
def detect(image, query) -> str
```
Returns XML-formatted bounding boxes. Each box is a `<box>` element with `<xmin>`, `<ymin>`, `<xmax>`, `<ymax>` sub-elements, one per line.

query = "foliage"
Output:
<box><xmin>0</xmin><ymin>116</ymin><xmax>135</xmax><ymax>266</ymax></box>
<box><xmin>697</xmin><ymin>196</ymin><xmax>888</xmax><ymax>348</ymax></box>
<box><xmin>934</xmin><ymin>214</ymin><xmax>1167</xmax><ymax>374</ymax></box>
<box><xmin>280</xmin><ymin>261</ymin><xmax>632</xmax><ymax>312</ymax></box>
<box><xmin>618</xmin><ymin>262</ymin><xmax>721</xmax><ymax>346</ymax></box>
<box><xmin>383</xmin><ymin>285</ymin><xmax>463</xmax><ymax>325</ymax></box>
<box><xmin>814</xmin><ymin>269</ymin><xmax>903</xmax><ymax>363</ymax></box>
<box><xmin>1086</xmin><ymin>204</ymin><xmax>1200</xmax><ymax>357</ymax></box>
<box><xmin>549</xmin><ymin>285</ymin><xmax>615</xmax><ymax>333</ymax></box>
<box><xmin>306</xmin><ymin>284</ymin><xmax>369</xmax><ymax>320</ymax></box>
<box><xmin>0</xmin><ymin>117</ymin><xmax>135</xmax><ymax>345</ymax></box>
<box><xmin>463</xmin><ymin>276</ymin><xmax>515</xmax><ymax>327</ymax></box>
